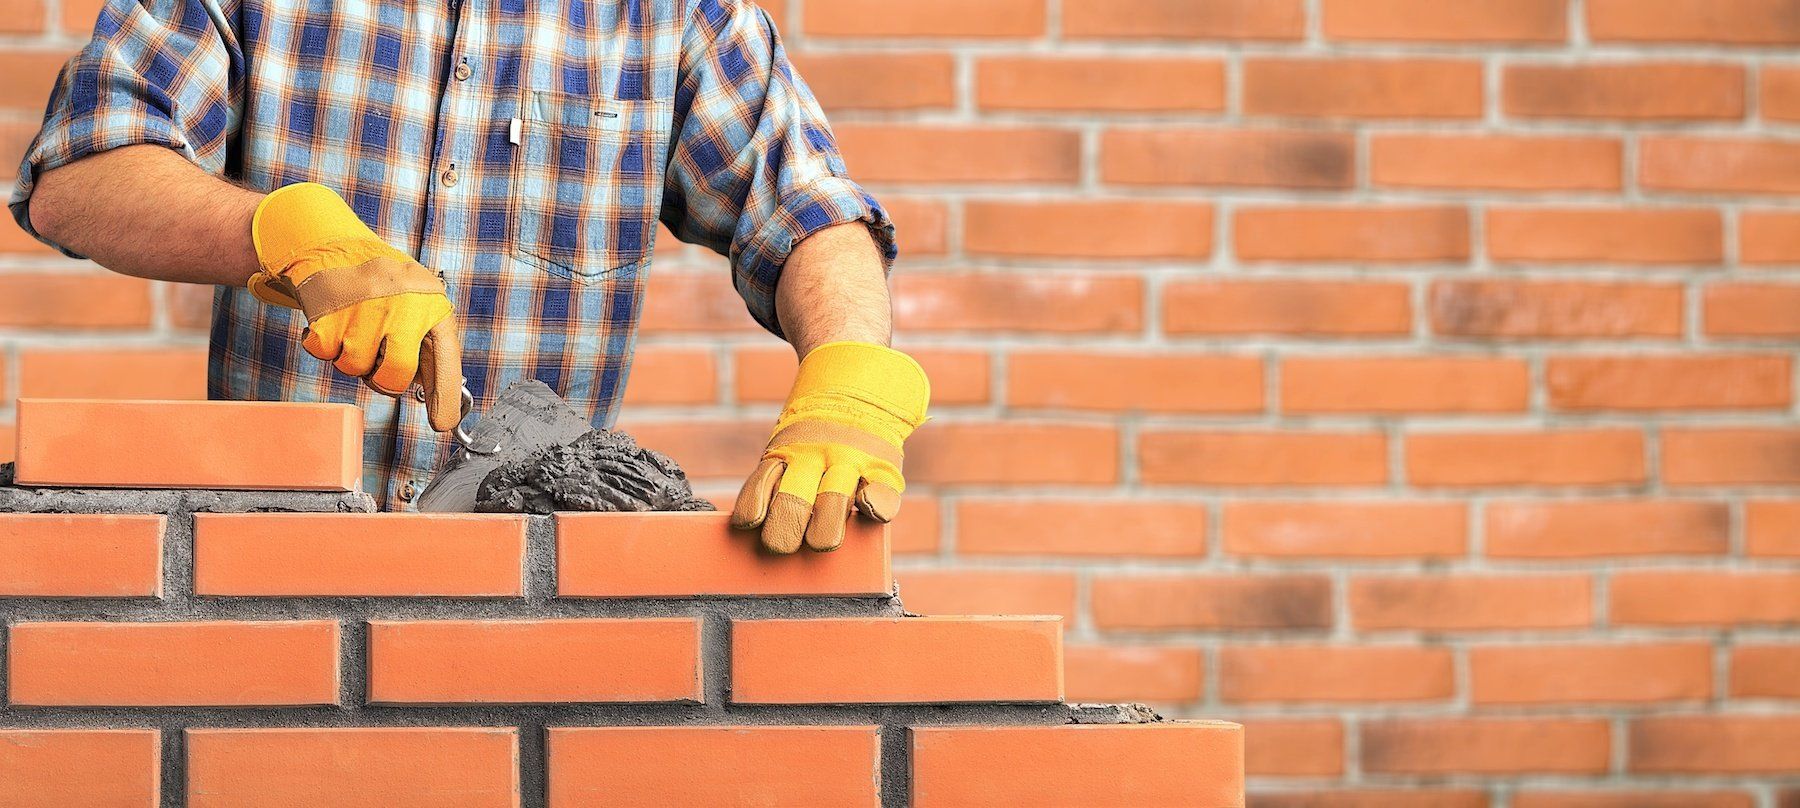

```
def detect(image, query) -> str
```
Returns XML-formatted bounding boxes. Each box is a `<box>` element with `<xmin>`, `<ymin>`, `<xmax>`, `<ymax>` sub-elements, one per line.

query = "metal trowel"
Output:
<box><xmin>414</xmin><ymin>379</ymin><xmax>595</xmax><ymax>512</ymax></box>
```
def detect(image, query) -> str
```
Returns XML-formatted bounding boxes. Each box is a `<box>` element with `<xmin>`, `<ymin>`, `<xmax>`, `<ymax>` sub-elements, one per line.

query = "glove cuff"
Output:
<box><xmin>777</xmin><ymin>342</ymin><xmax>930</xmax><ymax>443</ymax></box>
<box><xmin>251</xmin><ymin>182</ymin><xmax>395</xmax><ymax>279</ymax></box>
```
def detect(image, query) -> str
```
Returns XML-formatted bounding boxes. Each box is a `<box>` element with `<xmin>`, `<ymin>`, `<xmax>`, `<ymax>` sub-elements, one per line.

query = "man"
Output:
<box><xmin>9</xmin><ymin>0</ymin><xmax>928</xmax><ymax>554</ymax></box>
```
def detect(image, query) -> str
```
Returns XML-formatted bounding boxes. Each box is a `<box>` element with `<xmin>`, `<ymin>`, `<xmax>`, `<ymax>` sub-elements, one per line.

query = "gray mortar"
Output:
<box><xmin>476</xmin><ymin>429</ymin><xmax>715</xmax><ymax>514</ymax></box>
<box><xmin>0</xmin><ymin>486</ymin><xmax>1172</xmax><ymax>808</ymax></box>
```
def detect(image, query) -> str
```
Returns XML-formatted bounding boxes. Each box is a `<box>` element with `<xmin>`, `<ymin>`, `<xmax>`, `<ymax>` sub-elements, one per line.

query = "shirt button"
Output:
<box><xmin>453</xmin><ymin>62</ymin><xmax>472</xmax><ymax>81</ymax></box>
<box><xmin>412</xmin><ymin>385</ymin><xmax>427</xmax><ymax>402</ymax></box>
<box><xmin>441</xmin><ymin>167</ymin><xmax>459</xmax><ymax>187</ymax></box>
<box><xmin>399</xmin><ymin>481</ymin><xmax>418</xmax><ymax>502</ymax></box>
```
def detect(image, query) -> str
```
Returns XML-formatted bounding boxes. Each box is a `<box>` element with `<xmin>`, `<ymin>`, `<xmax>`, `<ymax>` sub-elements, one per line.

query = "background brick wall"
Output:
<box><xmin>5</xmin><ymin>0</ymin><xmax>1800</xmax><ymax>804</ymax></box>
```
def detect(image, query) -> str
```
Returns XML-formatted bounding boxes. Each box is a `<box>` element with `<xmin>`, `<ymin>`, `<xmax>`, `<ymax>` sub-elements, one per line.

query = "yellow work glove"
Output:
<box><xmin>248</xmin><ymin>182</ymin><xmax>464</xmax><ymax>432</ymax></box>
<box><xmin>731</xmin><ymin>341</ymin><xmax>930</xmax><ymax>554</ymax></box>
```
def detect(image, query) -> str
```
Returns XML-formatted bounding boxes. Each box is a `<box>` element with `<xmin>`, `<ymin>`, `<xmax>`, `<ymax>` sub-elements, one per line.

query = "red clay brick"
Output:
<box><xmin>1362</xmin><ymin>719</ymin><xmax>1611</xmax><ymax>774</ymax></box>
<box><xmin>911</xmin><ymin>724</ymin><xmax>1244</xmax><ymax>808</ymax></box>
<box><xmin>1612</xmin><ymin>571</ymin><xmax>1800</xmax><ymax>626</ymax></box>
<box><xmin>14</xmin><ymin>399</ymin><xmax>363</xmax><ymax>491</ymax></box>
<box><xmin>8</xmin><ymin>621</ymin><xmax>339</xmax><ymax>706</ymax></box>
<box><xmin>965</xmin><ymin>200</ymin><xmax>1213</xmax><ymax>259</ymax></box>
<box><xmin>977</xmin><ymin>57</ymin><xmax>1225</xmax><ymax>112</ymax></box>
<box><xmin>883</xmin><ymin>197</ymin><xmax>949</xmax><ymax>256</ymax></box>
<box><xmin>1223</xmin><ymin>501</ymin><xmax>1466</xmax><ymax>559</ymax></box>
<box><xmin>1244</xmin><ymin>58</ymin><xmax>1485</xmax><ymax>119</ymax></box>
<box><xmin>166</xmin><ymin>282</ymin><xmax>216</xmax><ymax>332</ymax></box>
<box><xmin>1371</xmin><ymin>134</ymin><xmax>1621</xmax><ymax>191</ymax></box>
<box><xmin>638</xmin><ymin>273</ymin><xmax>761</xmax><ymax>333</ymax></box>
<box><xmin>1486</xmin><ymin>500</ymin><xmax>1729</xmax><ymax>557</ymax></box>
<box><xmin>1255</xmin><ymin>791</ymin><xmax>1488</xmax><ymax>808</ymax></box>
<box><xmin>619</xmin><ymin>347</ymin><xmax>716</xmax><ymax>405</ymax></box>
<box><xmin>1505</xmin><ymin>63</ymin><xmax>1745</xmax><ymax>119</ymax></box>
<box><xmin>1665</xmin><ymin>428</ymin><xmax>1800</xmax><ymax>485</ymax></box>
<box><xmin>1731</xmin><ymin>645</ymin><xmax>1800</xmax><ymax>698</ymax></box>
<box><xmin>1548</xmin><ymin>354</ymin><xmax>1789</xmax><ymax>411</ymax></box>
<box><xmin>1282</xmin><ymin>356</ymin><xmax>1528</xmax><ymax>413</ymax></box>
<box><xmin>0</xmin><ymin>272</ymin><xmax>154</xmax><ymax>328</ymax></box>
<box><xmin>1091</xmin><ymin>574</ymin><xmax>1334</xmax><ymax>630</ymax></box>
<box><xmin>0</xmin><ymin>513</ymin><xmax>162</xmax><ymax>597</ymax></box>
<box><xmin>192</xmin><ymin>513</ymin><xmax>523</xmax><ymax>597</ymax></box>
<box><xmin>1063</xmin><ymin>0</ymin><xmax>1305</xmax><ymax>40</ymax></box>
<box><xmin>955</xmin><ymin>499</ymin><xmax>1209</xmax><ymax>558</ymax></box>
<box><xmin>0</xmin><ymin>729</ymin><xmax>159</xmax><ymax>808</ymax></box>
<box><xmin>804</xmin><ymin>0</ymin><xmax>1044</xmax><ymax>37</ymax></box>
<box><xmin>890</xmin><ymin>495</ymin><xmax>940</xmax><ymax>555</ymax></box>
<box><xmin>894</xmin><ymin>272</ymin><xmax>1143</xmax><ymax>334</ymax></box>
<box><xmin>1164</xmin><ymin>279</ymin><xmax>1413</xmax><ymax>337</ymax></box>
<box><xmin>1431</xmin><ymin>280</ymin><xmax>1683</xmax><ymax>339</ymax></box>
<box><xmin>1630</xmin><ymin>717</ymin><xmax>1800</xmax><ymax>773</ymax></box>
<box><xmin>1406</xmin><ymin>429</ymin><xmax>1646</xmax><ymax>487</ymax></box>
<box><xmin>367</xmin><ymin>618</ymin><xmax>701</xmax><ymax>704</ymax></box>
<box><xmin>1220</xmin><ymin>645</ymin><xmax>1454</xmax><ymax>703</ymax></box>
<box><xmin>60</xmin><ymin>0</ymin><xmax>102</xmax><ymax>31</ymax></box>
<box><xmin>0</xmin><ymin>121</ymin><xmax>37</xmax><ymax>182</ymax></box>
<box><xmin>788</xmin><ymin>52</ymin><xmax>955</xmax><ymax>111</ymax></box>
<box><xmin>1747</xmin><ymin>500</ymin><xmax>1800</xmax><ymax>557</ymax></box>
<box><xmin>558</xmin><ymin>512</ymin><xmax>889</xmax><ymax>597</ymax></box>
<box><xmin>1641</xmin><ymin>137</ymin><xmax>1800</xmax><ymax>194</ymax></box>
<box><xmin>1514</xmin><ymin>793</ymin><xmax>1753</xmax><ymax>808</ymax></box>
<box><xmin>186</xmin><ymin>728</ymin><xmax>517</xmax><ymax>808</ymax></box>
<box><xmin>1350</xmin><ymin>575</ymin><xmax>1593</xmax><ymax>631</ymax></box>
<box><xmin>835</xmin><ymin>125</ymin><xmax>1079</xmax><ymax>184</ymax></box>
<box><xmin>1239</xmin><ymin>718</ymin><xmax>1345</xmax><ymax>777</ymax></box>
<box><xmin>1008</xmin><ymin>352</ymin><xmax>1263</xmax><ymax>413</ymax></box>
<box><xmin>613</xmin><ymin>419</ymin><xmax>765</xmax><ymax>479</ymax></box>
<box><xmin>1488</xmin><ymin>207</ymin><xmax>1723</xmax><ymax>265</ymax></box>
<box><xmin>0</xmin><ymin>422</ymin><xmax>13</xmax><ymax>464</ymax></box>
<box><xmin>1103</xmin><ymin>128</ymin><xmax>1353</xmax><ymax>188</ymax></box>
<box><xmin>734</xmin><ymin>346</ymin><xmax>989</xmax><ymax>405</ymax></box>
<box><xmin>1323</xmin><ymin>0</ymin><xmax>1566</xmax><ymax>41</ymax></box>
<box><xmin>909</xmin><ymin>422</ymin><xmax>1118</xmax><ymax>485</ymax></box>
<box><xmin>1063</xmin><ymin>644</ymin><xmax>1205</xmax><ymax>702</ymax></box>
<box><xmin>1705</xmin><ymin>283</ymin><xmax>1800</xmax><ymax>338</ymax></box>
<box><xmin>1140</xmin><ymin>430</ymin><xmax>1388</xmax><ymax>486</ymax></box>
<box><xmin>1236</xmin><ymin>206</ymin><xmax>1470</xmax><ymax>262</ymax></box>
<box><xmin>16</xmin><ymin>347</ymin><xmax>207</xmax><ymax>400</ymax></box>
<box><xmin>1470</xmin><ymin>643</ymin><xmax>1713</xmax><ymax>704</ymax></box>
<box><xmin>1763</xmin><ymin>66</ymin><xmax>1800</xmax><ymax>121</ymax></box>
<box><xmin>1589</xmin><ymin>0</ymin><xmax>1800</xmax><ymax>43</ymax></box>
<box><xmin>547</xmin><ymin>726</ymin><xmax>880</xmax><ymax>807</ymax></box>
<box><xmin>1743</xmin><ymin>210</ymin><xmax>1800</xmax><ymax>264</ymax></box>
<box><xmin>0</xmin><ymin>49</ymin><xmax>71</xmax><ymax>111</ymax></box>
<box><xmin>896</xmin><ymin>570</ymin><xmax>1077</xmax><ymax>620</ymax></box>
<box><xmin>730</xmin><ymin>617</ymin><xmax>1063</xmax><ymax>704</ymax></box>
<box><xmin>0</xmin><ymin>0</ymin><xmax>47</xmax><ymax>33</ymax></box>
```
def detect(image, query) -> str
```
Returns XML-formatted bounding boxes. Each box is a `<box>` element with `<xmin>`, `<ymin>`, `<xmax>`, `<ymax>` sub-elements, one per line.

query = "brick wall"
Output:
<box><xmin>5</xmin><ymin>0</ymin><xmax>1800</xmax><ymax>804</ymax></box>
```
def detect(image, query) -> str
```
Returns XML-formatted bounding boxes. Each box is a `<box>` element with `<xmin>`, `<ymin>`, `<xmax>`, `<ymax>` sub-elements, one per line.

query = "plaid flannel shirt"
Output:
<box><xmin>9</xmin><ymin>0</ymin><xmax>893</xmax><ymax>510</ymax></box>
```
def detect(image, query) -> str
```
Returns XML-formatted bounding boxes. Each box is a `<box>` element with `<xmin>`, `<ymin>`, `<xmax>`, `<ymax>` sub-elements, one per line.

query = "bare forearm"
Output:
<box><xmin>27</xmin><ymin>145</ymin><xmax>260</xmax><ymax>286</ymax></box>
<box><xmin>774</xmin><ymin>222</ymin><xmax>892</xmax><ymax>357</ymax></box>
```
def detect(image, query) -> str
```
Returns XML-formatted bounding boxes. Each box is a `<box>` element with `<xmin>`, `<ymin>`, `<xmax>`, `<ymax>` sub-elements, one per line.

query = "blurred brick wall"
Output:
<box><xmin>7</xmin><ymin>0</ymin><xmax>1800</xmax><ymax>804</ymax></box>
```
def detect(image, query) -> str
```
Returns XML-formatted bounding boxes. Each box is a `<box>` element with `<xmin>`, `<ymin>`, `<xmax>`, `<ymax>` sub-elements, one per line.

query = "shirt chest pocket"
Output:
<box><xmin>509</xmin><ymin>90</ymin><xmax>672</xmax><ymax>283</ymax></box>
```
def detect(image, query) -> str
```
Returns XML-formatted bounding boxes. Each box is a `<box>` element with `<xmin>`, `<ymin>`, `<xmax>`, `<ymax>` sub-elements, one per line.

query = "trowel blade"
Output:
<box><xmin>414</xmin><ymin>379</ymin><xmax>594</xmax><ymax>512</ymax></box>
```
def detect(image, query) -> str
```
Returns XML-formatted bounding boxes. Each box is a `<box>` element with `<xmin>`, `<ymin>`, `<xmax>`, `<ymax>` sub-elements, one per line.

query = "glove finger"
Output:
<box><xmin>332</xmin><ymin>316</ymin><xmax>382</xmax><ymax>378</ymax></box>
<box><xmin>368</xmin><ymin>323</ymin><xmax>425</xmax><ymax>396</ymax></box>
<box><xmin>804</xmin><ymin>464</ymin><xmax>861</xmax><ymax>553</ymax></box>
<box><xmin>763</xmin><ymin>453</ymin><xmax>823</xmax><ymax>555</ymax></box>
<box><xmin>730</xmin><ymin>457</ymin><xmax>785</xmax><ymax>530</ymax></box>
<box><xmin>301</xmin><ymin>313</ymin><xmax>347</xmax><ymax>363</ymax></box>
<box><xmin>855</xmin><ymin>481</ymin><xmax>903</xmax><ymax>523</ymax></box>
<box><xmin>420</xmin><ymin>315</ymin><xmax>464</xmax><ymax>433</ymax></box>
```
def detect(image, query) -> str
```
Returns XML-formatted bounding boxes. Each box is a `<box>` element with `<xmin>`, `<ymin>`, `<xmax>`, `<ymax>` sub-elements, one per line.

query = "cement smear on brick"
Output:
<box><xmin>474</xmin><ymin>428</ymin><xmax>715</xmax><ymax>514</ymax></box>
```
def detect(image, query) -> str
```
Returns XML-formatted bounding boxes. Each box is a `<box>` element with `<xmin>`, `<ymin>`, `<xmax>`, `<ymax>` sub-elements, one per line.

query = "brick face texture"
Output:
<box><xmin>5</xmin><ymin>0</ymin><xmax>1800</xmax><ymax>803</ymax></box>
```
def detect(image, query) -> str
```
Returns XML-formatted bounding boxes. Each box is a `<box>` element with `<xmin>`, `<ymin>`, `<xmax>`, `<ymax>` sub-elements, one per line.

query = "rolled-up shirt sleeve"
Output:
<box><xmin>661</xmin><ymin>0</ymin><xmax>895</xmax><ymax>338</ymax></box>
<box><xmin>7</xmin><ymin>0</ymin><xmax>244</xmax><ymax>257</ymax></box>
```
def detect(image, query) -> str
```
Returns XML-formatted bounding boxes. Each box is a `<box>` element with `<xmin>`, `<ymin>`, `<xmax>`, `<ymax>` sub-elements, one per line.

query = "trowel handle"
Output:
<box><xmin>453</xmin><ymin>383</ymin><xmax>502</xmax><ymax>455</ymax></box>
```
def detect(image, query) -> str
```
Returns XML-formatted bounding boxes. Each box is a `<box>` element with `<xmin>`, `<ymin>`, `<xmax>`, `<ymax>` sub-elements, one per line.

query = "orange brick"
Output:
<box><xmin>1488</xmin><ymin>207</ymin><xmax>1722</xmax><ymax>265</ymax></box>
<box><xmin>620</xmin><ymin>347</ymin><xmax>716</xmax><ymax>405</ymax></box>
<box><xmin>956</xmin><ymin>499</ymin><xmax>1208</xmax><ymax>558</ymax></box>
<box><xmin>192</xmin><ymin>513</ymin><xmax>525</xmax><ymax>597</ymax></box>
<box><xmin>1630</xmin><ymin>717</ymin><xmax>1800</xmax><ymax>773</ymax></box>
<box><xmin>558</xmin><ymin>512</ymin><xmax>889</xmax><ymax>597</ymax></box>
<box><xmin>1244</xmin><ymin>58</ymin><xmax>1485</xmax><ymax>119</ymax></box>
<box><xmin>1641</xmin><ymin>137</ymin><xmax>1800</xmax><ymax>194</ymax></box>
<box><xmin>1731</xmin><ymin>645</ymin><xmax>1800</xmax><ymax>698</ymax></box>
<box><xmin>1350</xmin><ymin>575</ymin><xmax>1592</xmax><ymax>631</ymax></box>
<box><xmin>60</xmin><ymin>0</ymin><xmax>101</xmax><ymax>32</ymax></box>
<box><xmin>1223</xmin><ymin>501</ymin><xmax>1466</xmax><ymax>559</ymax></box>
<box><xmin>0</xmin><ymin>422</ymin><xmax>13</xmax><ymax>464</ymax></box>
<box><xmin>1486</xmin><ymin>500</ymin><xmax>1729</xmax><ymax>558</ymax></box>
<box><xmin>1139</xmin><ymin>430</ymin><xmax>1388</xmax><ymax>486</ymax></box>
<box><xmin>1612</xmin><ymin>571</ymin><xmax>1800</xmax><ymax>626</ymax></box>
<box><xmin>734</xmin><ymin>346</ymin><xmax>989</xmax><ymax>405</ymax></box>
<box><xmin>803</xmin><ymin>0</ymin><xmax>1044</xmax><ymax>37</ymax></box>
<box><xmin>1406</xmin><ymin>429</ymin><xmax>1646</xmax><ymax>487</ymax></box>
<box><xmin>1471</xmin><ymin>643</ymin><xmax>1713</xmax><ymax>704</ymax></box>
<box><xmin>788</xmin><ymin>52</ymin><xmax>955</xmax><ymax>110</ymax></box>
<box><xmin>1705</xmin><ymin>283</ymin><xmax>1800</xmax><ymax>338</ymax></box>
<box><xmin>1064</xmin><ymin>0</ymin><xmax>1304</xmax><ymax>39</ymax></box>
<box><xmin>1548</xmin><ymin>354</ymin><xmax>1789</xmax><ymax>411</ymax></box>
<box><xmin>884</xmin><ymin>196</ymin><xmax>949</xmax><ymax>256</ymax></box>
<box><xmin>186</xmin><ymin>728</ymin><xmax>517</xmax><ymax>808</ymax></box>
<box><xmin>894</xmin><ymin>272</ymin><xmax>1142</xmax><ymax>334</ymax></box>
<box><xmin>14</xmin><ymin>399</ymin><xmax>362</xmax><ymax>491</ymax></box>
<box><xmin>909</xmin><ymin>422</ymin><xmax>1118</xmax><ymax>485</ymax></box>
<box><xmin>1282</xmin><ymin>356</ymin><xmax>1527</xmax><ymax>414</ymax></box>
<box><xmin>965</xmin><ymin>200</ymin><xmax>1213</xmax><ymax>259</ymax></box>
<box><xmin>1103</xmin><ymin>128</ymin><xmax>1353</xmax><ymax>189</ymax></box>
<box><xmin>977</xmin><ymin>57</ymin><xmax>1224</xmax><ymax>113</ymax></box>
<box><xmin>0</xmin><ymin>222</ymin><xmax>60</xmax><ymax>256</ymax></box>
<box><xmin>0</xmin><ymin>513</ymin><xmax>161</xmax><ymax>597</ymax></box>
<box><xmin>610</xmin><ymin>418</ymin><xmax>765</xmax><ymax>480</ymax></box>
<box><xmin>0</xmin><ymin>50</ymin><xmax>70</xmax><ymax>111</ymax></box>
<box><xmin>1432</xmin><ymin>279</ymin><xmax>1684</xmax><ymax>339</ymax></box>
<box><xmin>367</xmin><ymin>618</ymin><xmax>701</xmax><ymax>704</ymax></box>
<box><xmin>8</xmin><ymin>621</ymin><xmax>338</xmax><ymax>706</ymax></box>
<box><xmin>1063</xmin><ymin>644</ymin><xmax>1205</xmax><ymax>702</ymax></box>
<box><xmin>1665</xmin><ymin>428</ymin><xmax>1800</xmax><ymax>485</ymax></box>
<box><xmin>1371</xmin><ymin>134</ymin><xmax>1621</xmax><ymax>191</ymax></box>
<box><xmin>730</xmin><ymin>616</ymin><xmax>1063</xmax><ymax>704</ymax></box>
<box><xmin>1238</xmin><ymin>718</ymin><xmax>1345</xmax><ymax>777</ymax></box>
<box><xmin>1747</xmin><ymin>500</ymin><xmax>1800</xmax><ymax>557</ymax></box>
<box><xmin>0</xmin><ymin>272</ymin><xmax>154</xmax><ymax>328</ymax></box>
<box><xmin>1590</xmin><ymin>0</ymin><xmax>1800</xmax><ymax>43</ymax></box>
<box><xmin>17</xmin><ymin>347</ymin><xmax>207</xmax><ymax>400</ymax></box>
<box><xmin>1514</xmin><ymin>792</ymin><xmax>1753</xmax><ymax>808</ymax></box>
<box><xmin>911</xmin><ymin>724</ymin><xmax>1244</xmax><ymax>808</ymax></box>
<box><xmin>896</xmin><ymin>570</ymin><xmax>1076</xmax><ymax>620</ymax></box>
<box><xmin>0</xmin><ymin>729</ymin><xmax>159</xmax><ymax>808</ymax></box>
<box><xmin>1323</xmin><ymin>0</ymin><xmax>1566</xmax><ymax>41</ymax></box>
<box><xmin>1504</xmin><ymin>63</ymin><xmax>1745</xmax><ymax>119</ymax></box>
<box><xmin>2</xmin><ymin>121</ymin><xmax>43</xmax><ymax>182</ymax></box>
<box><xmin>835</xmin><ymin>125</ymin><xmax>1079</xmax><ymax>184</ymax></box>
<box><xmin>1743</xmin><ymin>210</ymin><xmax>1800</xmax><ymax>264</ymax></box>
<box><xmin>166</xmin><ymin>282</ymin><xmax>216</xmax><ymax>332</ymax></box>
<box><xmin>547</xmin><ymin>726</ymin><xmax>880</xmax><ymax>808</ymax></box>
<box><xmin>1763</xmin><ymin>66</ymin><xmax>1800</xmax><ymax>121</ymax></box>
<box><xmin>1220</xmin><ymin>645</ymin><xmax>1454</xmax><ymax>703</ymax></box>
<box><xmin>0</xmin><ymin>0</ymin><xmax>47</xmax><ymax>33</ymax></box>
<box><xmin>1362</xmin><ymin>719</ymin><xmax>1611</xmax><ymax>774</ymax></box>
<box><xmin>1008</xmin><ymin>352</ymin><xmax>1261</xmax><ymax>413</ymax></box>
<box><xmin>890</xmin><ymin>495</ymin><xmax>940</xmax><ymax>555</ymax></box>
<box><xmin>1091</xmin><ymin>574</ymin><xmax>1334</xmax><ymax>630</ymax></box>
<box><xmin>638</xmin><ymin>273</ymin><xmax>760</xmax><ymax>333</ymax></box>
<box><xmin>1164</xmin><ymin>279</ymin><xmax>1412</xmax><ymax>337</ymax></box>
<box><xmin>1254</xmin><ymin>791</ymin><xmax>1488</xmax><ymax>808</ymax></box>
<box><xmin>1236</xmin><ymin>206</ymin><xmax>1470</xmax><ymax>262</ymax></box>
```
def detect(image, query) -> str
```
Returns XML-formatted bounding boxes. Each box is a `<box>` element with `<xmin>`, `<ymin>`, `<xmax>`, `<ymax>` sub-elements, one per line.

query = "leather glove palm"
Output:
<box><xmin>731</xmin><ymin>342</ymin><xmax>930</xmax><ymax>554</ymax></box>
<box><xmin>249</xmin><ymin>182</ymin><xmax>464</xmax><ymax>432</ymax></box>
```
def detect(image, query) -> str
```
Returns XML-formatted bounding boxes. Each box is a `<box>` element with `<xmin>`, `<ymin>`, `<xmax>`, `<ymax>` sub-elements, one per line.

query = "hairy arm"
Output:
<box><xmin>774</xmin><ymin>222</ymin><xmax>893</xmax><ymax>357</ymax></box>
<box><xmin>28</xmin><ymin>145</ymin><xmax>260</xmax><ymax>286</ymax></box>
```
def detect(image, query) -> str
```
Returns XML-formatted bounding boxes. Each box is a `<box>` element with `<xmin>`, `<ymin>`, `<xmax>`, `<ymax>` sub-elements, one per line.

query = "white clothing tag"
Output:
<box><xmin>509</xmin><ymin>117</ymin><xmax>522</xmax><ymax>145</ymax></box>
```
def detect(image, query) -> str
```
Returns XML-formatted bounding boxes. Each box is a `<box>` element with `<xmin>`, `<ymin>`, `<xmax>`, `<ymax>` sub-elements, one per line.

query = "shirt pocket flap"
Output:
<box><xmin>523</xmin><ymin>90</ymin><xmax>671</xmax><ymax>135</ymax></box>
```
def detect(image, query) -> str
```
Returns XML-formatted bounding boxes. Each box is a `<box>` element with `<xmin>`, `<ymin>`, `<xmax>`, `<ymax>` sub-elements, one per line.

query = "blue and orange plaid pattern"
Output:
<box><xmin>9</xmin><ymin>0</ymin><xmax>892</xmax><ymax>509</ymax></box>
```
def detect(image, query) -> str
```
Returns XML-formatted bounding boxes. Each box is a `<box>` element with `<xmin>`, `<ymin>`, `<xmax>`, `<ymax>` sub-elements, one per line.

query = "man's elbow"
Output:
<box><xmin>25</xmin><ymin>168</ymin><xmax>73</xmax><ymax>243</ymax></box>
